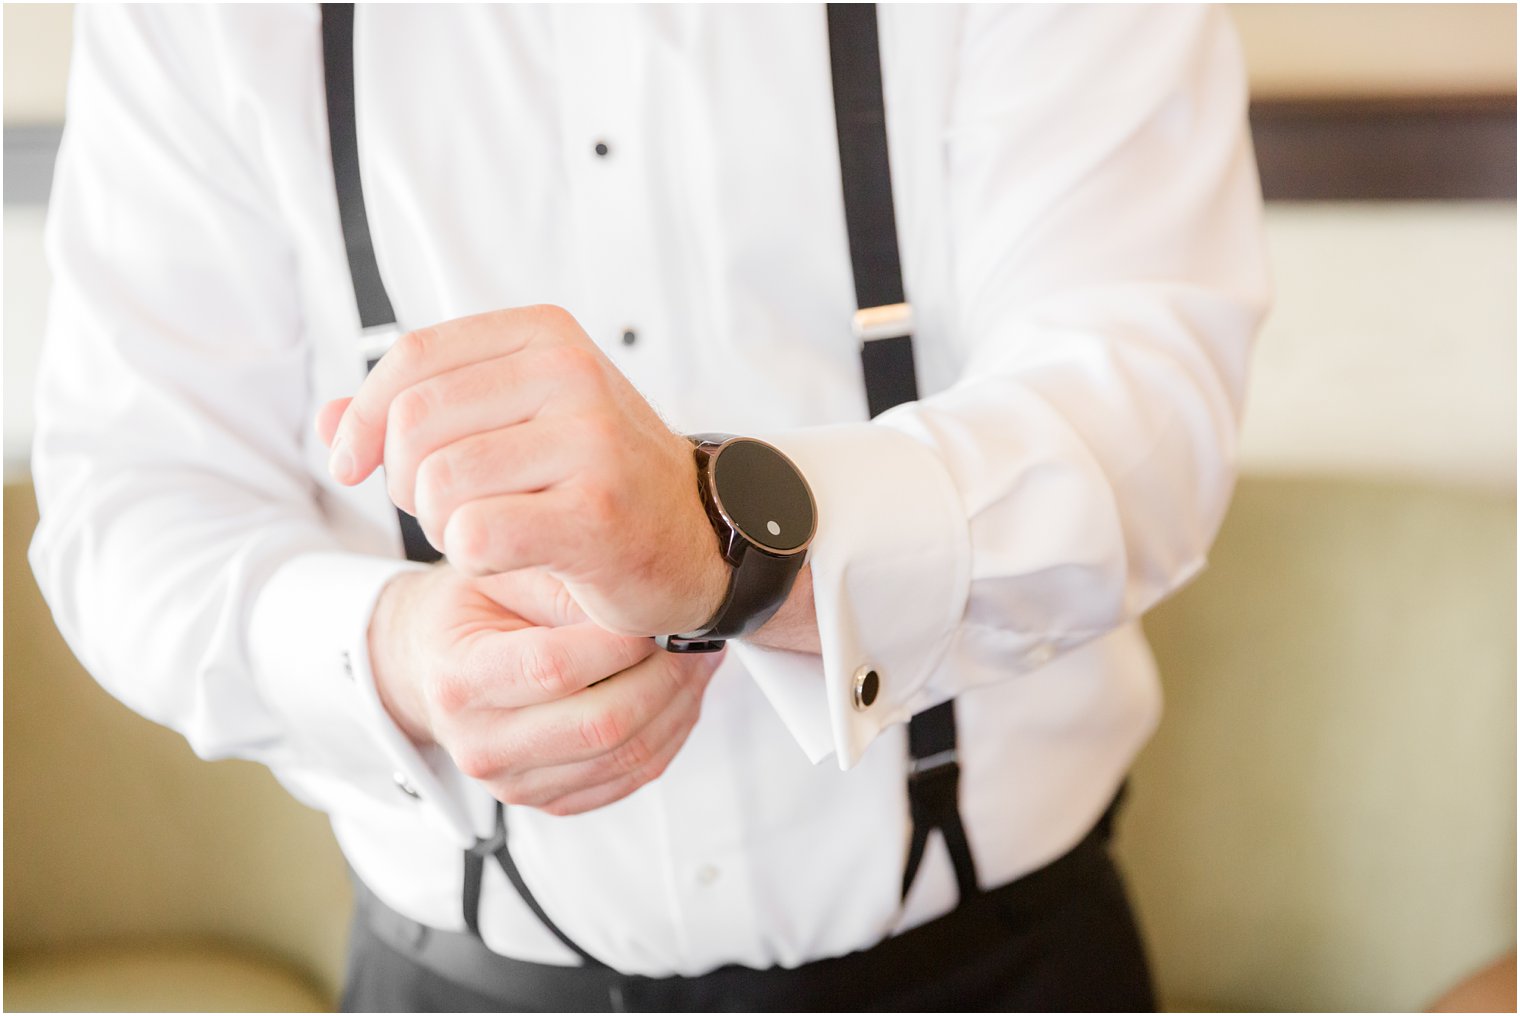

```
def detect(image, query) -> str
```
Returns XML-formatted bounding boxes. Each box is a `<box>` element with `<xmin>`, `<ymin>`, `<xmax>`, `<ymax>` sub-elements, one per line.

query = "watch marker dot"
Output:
<box><xmin>767</xmin><ymin>520</ymin><xmax>781</xmax><ymax>537</ymax></box>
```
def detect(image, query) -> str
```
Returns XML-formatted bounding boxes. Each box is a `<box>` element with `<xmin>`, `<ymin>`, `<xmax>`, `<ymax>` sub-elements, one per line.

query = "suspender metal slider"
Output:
<box><xmin>359</xmin><ymin>323</ymin><xmax>403</xmax><ymax>366</ymax></box>
<box><xmin>851</xmin><ymin>302</ymin><xmax>914</xmax><ymax>343</ymax></box>
<box><xmin>908</xmin><ymin>747</ymin><xmax>958</xmax><ymax>778</ymax></box>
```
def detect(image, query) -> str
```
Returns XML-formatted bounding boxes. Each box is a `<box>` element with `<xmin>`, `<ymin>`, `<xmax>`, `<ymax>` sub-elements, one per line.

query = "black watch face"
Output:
<box><xmin>710</xmin><ymin>439</ymin><xmax>815</xmax><ymax>554</ymax></box>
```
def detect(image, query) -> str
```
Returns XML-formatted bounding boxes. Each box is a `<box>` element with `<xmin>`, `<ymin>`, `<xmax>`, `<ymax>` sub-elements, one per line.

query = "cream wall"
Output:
<box><xmin>7</xmin><ymin>4</ymin><xmax>1519</xmax><ymax>122</ymax></box>
<box><xmin>1234</xmin><ymin>3</ymin><xmax>1517</xmax><ymax>98</ymax></box>
<box><xmin>1</xmin><ymin>4</ymin><xmax>72</xmax><ymax>125</ymax></box>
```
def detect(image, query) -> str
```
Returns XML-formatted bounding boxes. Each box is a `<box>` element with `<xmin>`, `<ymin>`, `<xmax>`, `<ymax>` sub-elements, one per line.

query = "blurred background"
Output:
<box><xmin>3</xmin><ymin>4</ymin><xmax>1515</xmax><ymax>1012</ymax></box>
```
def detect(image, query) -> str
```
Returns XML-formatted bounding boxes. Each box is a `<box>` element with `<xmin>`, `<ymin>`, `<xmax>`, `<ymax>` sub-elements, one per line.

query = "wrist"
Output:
<box><xmin>661</xmin><ymin>433</ymin><xmax>815</xmax><ymax>647</ymax></box>
<box><xmin>683</xmin><ymin>533</ymin><xmax>732</xmax><ymax>635</ymax></box>
<box><xmin>368</xmin><ymin>568</ymin><xmax>434</xmax><ymax>746</ymax></box>
<box><xmin>747</xmin><ymin>563</ymin><xmax>821</xmax><ymax>654</ymax></box>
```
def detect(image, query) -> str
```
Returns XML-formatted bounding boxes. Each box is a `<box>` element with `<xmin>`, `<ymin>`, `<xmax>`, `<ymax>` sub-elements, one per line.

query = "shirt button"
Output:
<box><xmin>852</xmin><ymin>666</ymin><xmax>880</xmax><ymax>711</ymax></box>
<box><xmin>621</xmin><ymin>328</ymin><xmax>638</xmax><ymax>347</ymax></box>
<box><xmin>1024</xmin><ymin>643</ymin><xmax>1056</xmax><ymax>668</ymax></box>
<box><xmin>696</xmin><ymin>864</ymin><xmax>720</xmax><ymax>886</ymax></box>
<box><xmin>593</xmin><ymin>140</ymin><xmax>610</xmax><ymax>158</ymax></box>
<box><xmin>393</xmin><ymin>773</ymin><xmax>421</xmax><ymax>800</ymax></box>
<box><xmin>340</xmin><ymin>650</ymin><xmax>354</xmax><ymax>681</ymax></box>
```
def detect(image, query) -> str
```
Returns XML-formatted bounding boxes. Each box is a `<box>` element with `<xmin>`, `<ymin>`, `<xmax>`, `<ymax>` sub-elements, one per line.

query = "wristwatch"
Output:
<box><xmin>657</xmin><ymin>434</ymin><xmax>817</xmax><ymax>653</ymax></box>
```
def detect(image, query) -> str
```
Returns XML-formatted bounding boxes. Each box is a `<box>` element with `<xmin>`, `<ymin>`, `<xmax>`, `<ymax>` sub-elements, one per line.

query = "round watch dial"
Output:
<box><xmin>709</xmin><ymin>439</ymin><xmax>815</xmax><ymax>554</ymax></box>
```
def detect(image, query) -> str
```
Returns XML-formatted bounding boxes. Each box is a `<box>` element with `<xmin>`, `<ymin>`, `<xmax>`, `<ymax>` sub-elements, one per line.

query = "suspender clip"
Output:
<box><xmin>467</xmin><ymin>807</ymin><xmax>508</xmax><ymax>859</ymax></box>
<box><xmin>851</xmin><ymin>302</ymin><xmax>914</xmax><ymax>343</ymax></box>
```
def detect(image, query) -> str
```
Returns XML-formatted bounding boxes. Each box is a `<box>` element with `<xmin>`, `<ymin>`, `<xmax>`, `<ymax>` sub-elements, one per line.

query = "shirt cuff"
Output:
<box><xmin>246</xmin><ymin>550</ymin><xmax>487</xmax><ymax>846</ymax></box>
<box><xmin>729</xmin><ymin>422</ymin><xmax>971</xmax><ymax>769</ymax></box>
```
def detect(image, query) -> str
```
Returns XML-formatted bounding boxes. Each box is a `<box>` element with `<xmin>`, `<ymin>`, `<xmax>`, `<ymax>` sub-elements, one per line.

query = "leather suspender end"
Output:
<box><xmin>852</xmin><ymin>302</ymin><xmax>914</xmax><ymax>343</ymax></box>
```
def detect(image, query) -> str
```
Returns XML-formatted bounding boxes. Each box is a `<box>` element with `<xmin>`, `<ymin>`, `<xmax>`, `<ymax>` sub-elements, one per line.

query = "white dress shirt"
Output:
<box><xmin>30</xmin><ymin>3</ymin><xmax>1269</xmax><ymax>978</ymax></box>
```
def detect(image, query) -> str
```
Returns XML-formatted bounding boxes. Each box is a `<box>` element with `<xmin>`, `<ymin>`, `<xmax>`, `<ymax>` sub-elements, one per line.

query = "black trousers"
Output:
<box><xmin>339</xmin><ymin>819</ymin><xmax>1156</xmax><ymax>1013</ymax></box>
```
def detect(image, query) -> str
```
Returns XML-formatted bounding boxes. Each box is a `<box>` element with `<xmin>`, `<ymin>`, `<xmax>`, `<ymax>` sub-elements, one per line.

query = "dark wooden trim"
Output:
<box><xmin>1250</xmin><ymin>95</ymin><xmax>1516</xmax><ymax>201</ymax></box>
<box><xmin>6</xmin><ymin>97</ymin><xmax>1518</xmax><ymax>206</ymax></box>
<box><xmin>3</xmin><ymin>123</ymin><xmax>63</xmax><ymax>206</ymax></box>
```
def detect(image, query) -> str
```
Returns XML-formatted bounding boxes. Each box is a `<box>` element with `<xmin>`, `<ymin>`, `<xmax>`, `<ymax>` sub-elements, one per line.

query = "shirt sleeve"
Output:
<box><xmin>27</xmin><ymin>5</ymin><xmax>483</xmax><ymax>845</ymax></box>
<box><xmin>730</xmin><ymin>5</ymin><xmax>1271</xmax><ymax>767</ymax></box>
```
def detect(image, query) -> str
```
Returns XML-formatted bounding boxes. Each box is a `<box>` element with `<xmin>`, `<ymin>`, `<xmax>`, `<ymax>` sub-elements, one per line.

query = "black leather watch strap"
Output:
<box><xmin>714</xmin><ymin>548</ymin><xmax>804</xmax><ymax>641</ymax></box>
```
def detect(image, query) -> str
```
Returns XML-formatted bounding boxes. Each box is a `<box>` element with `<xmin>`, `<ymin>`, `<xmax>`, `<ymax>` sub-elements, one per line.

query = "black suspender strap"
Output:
<box><xmin>320</xmin><ymin>2</ymin><xmax>396</xmax><ymax>332</ymax></box>
<box><xmin>464</xmin><ymin>803</ymin><xmax>609</xmax><ymax>968</ymax></box>
<box><xmin>825</xmin><ymin>2</ymin><xmax>919</xmax><ymax>420</ymax></box>
<box><xmin>826</xmin><ymin>3</ymin><xmax>980</xmax><ymax>906</ymax></box>
<box><xmin>321</xmin><ymin>2</ymin><xmax>597</xmax><ymax>964</ymax></box>
<box><xmin>901</xmin><ymin>701</ymin><xmax>978</xmax><ymax>903</ymax></box>
<box><xmin>320</xmin><ymin>3</ymin><xmax>440</xmax><ymax>565</ymax></box>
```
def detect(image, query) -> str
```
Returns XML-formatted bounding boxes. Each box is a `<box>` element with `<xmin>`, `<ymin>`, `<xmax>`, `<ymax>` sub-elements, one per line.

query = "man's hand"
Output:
<box><xmin>319</xmin><ymin>305</ymin><xmax>728</xmax><ymax>639</ymax></box>
<box><xmin>370</xmin><ymin>563</ymin><xmax>723</xmax><ymax>816</ymax></box>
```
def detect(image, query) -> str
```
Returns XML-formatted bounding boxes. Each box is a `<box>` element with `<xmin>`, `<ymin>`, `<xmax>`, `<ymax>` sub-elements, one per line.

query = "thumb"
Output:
<box><xmin>476</xmin><ymin>568</ymin><xmax>590</xmax><ymax>629</ymax></box>
<box><xmin>315</xmin><ymin>397</ymin><xmax>352</xmax><ymax>448</ymax></box>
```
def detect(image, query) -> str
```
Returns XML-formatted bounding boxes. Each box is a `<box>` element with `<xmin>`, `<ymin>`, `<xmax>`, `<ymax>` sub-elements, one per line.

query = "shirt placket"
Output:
<box><xmin>554</xmin><ymin>5</ymin><xmax>670</xmax><ymax>398</ymax></box>
<box><xmin>551</xmin><ymin>6</ymin><xmax>758</xmax><ymax>972</ymax></box>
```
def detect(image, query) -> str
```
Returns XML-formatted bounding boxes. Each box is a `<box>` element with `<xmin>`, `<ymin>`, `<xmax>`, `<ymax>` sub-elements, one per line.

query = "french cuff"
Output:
<box><xmin>246</xmin><ymin>551</ymin><xmax>485</xmax><ymax>847</ymax></box>
<box><xmin>730</xmin><ymin>422</ymin><xmax>970</xmax><ymax>769</ymax></box>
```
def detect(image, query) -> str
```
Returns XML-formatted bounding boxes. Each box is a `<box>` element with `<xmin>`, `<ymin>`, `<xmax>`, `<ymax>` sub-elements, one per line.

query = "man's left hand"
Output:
<box><xmin>319</xmin><ymin>305</ymin><xmax>729</xmax><ymax>639</ymax></box>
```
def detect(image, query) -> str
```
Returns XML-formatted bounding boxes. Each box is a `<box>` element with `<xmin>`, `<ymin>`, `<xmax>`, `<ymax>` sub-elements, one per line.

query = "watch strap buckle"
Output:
<box><xmin>656</xmin><ymin>634</ymin><xmax>727</xmax><ymax>654</ymax></box>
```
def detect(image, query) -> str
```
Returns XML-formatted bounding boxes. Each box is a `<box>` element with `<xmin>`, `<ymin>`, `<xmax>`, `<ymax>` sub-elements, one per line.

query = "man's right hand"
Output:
<box><xmin>369</xmin><ymin>564</ymin><xmax>723</xmax><ymax>816</ymax></box>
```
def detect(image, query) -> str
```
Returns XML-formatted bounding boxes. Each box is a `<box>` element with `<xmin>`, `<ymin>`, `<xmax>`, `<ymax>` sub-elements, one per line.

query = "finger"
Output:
<box><xmin>532</xmin><ymin>703</ymin><xmax>702</xmax><ymax>816</ymax></box>
<box><xmin>475</xmin><ymin>568</ymin><xmax>588</xmax><ymax>628</ymax></box>
<box><xmin>410</xmin><ymin>420</ymin><xmax>576</xmax><ymax>543</ymax></box>
<box><xmin>479</xmin><ymin>648</ymin><xmax>707</xmax><ymax>772</ymax></box>
<box><xmin>490</xmin><ymin>663</ymin><xmax>705</xmax><ymax>807</ymax></box>
<box><xmin>315</xmin><ymin>397</ymin><xmax>351</xmax><ymax>447</ymax></box>
<box><xmin>442</xmin><ymin>489</ymin><xmax>590</xmax><ymax>578</ymax></box>
<box><xmin>449</xmin><ymin>620</ymin><xmax>656</xmax><ymax>711</ymax></box>
<box><xmin>384</xmin><ymin>350</ymin><xmax>587</xmax><ymax>514</ymax></box>
<box><xmin>330</xmin><ymin>305</ymin><xmax>589</xmax><ymax>486</ymax></box>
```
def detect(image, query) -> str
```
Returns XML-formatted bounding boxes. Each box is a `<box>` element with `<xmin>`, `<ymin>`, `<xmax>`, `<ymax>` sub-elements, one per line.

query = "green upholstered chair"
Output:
<box><xmin>4</xmin><ymin>477</ymin><xmax>1515</xmax><ymax>1011</ymax></box>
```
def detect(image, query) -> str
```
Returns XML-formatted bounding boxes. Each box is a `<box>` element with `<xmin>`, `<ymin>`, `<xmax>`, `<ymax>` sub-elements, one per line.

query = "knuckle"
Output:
<box><xmin>416</xmin><ymin>449</ymin><xmax>455</xmax><ymax>507</ymax></box>
<box><xmin>549</xmin><ymin>343</ymin><xmax>601</xmax><ymax>383</ymax></box>
<box><xmin>389</xmin><ymin>386</ymin><xmax>433</xmax><ymax>435</ymax></box>
<box><xmin>610</xmin><ymin>730</ymin><xmax>653</xmax><ymax>778</ymax></box>
<box><xmin>637</xmin><ymin>748</ymin><xmax>675</xmax><ymax>788</ymax></box>
<box><xmin>393</xmin><ymin>327</ymin><xmax>437</xmax><ymax>370</ymax></box>
<box><xmin>547</xmin><ymin>580</ymin><xmax>579</xmax><ymax>625</ymax></box>
<box><xmin>490</xmin><ymin>774</ymin><xmax>536</xmax><ymax>807</ymax></box>
<box><xmin>578</xmin><ymin>481</ymin><xmax>618</xmax><ymax>528</ymax></box>
<box><xmin>516</xmin><ymin>636</ymin><xmax>573</xmax><ymax>699</ymax></box>
<box><xmin>456</xmin><ymin>745</ymin><xmax>499</xmax><ymax>782</ymax></box>
<box><xmin>424</xmin><ymin>667</ymin><xmax>468</xmax><ymax>716</ymax></box>
<box><xmin>342</xmin><ymin>397</ymin><xmax>382</xmax><ymax>438</ymax></box>
<box><xmin>532</xmin><ymin>303</ymin><xmax>577</xmax><ymax>330</ymax></box>
<box><xmin>577</xmin><ymin>412</ymin><xmax>620</xmax><ymax>450</ymax></box>
<box><xmin>578</xmin><ymin>708</ymin><xmax>626</xmax><ymax>756</ymax></box>
<box><xmin>445</xmin><ymin>505</ymin><xmax>493</xmax><ymax>573</ymax></box>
